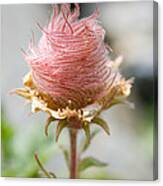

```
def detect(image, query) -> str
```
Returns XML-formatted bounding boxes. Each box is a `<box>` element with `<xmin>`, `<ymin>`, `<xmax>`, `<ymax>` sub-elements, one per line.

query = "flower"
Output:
<box><xmin>14</xmin><ymin>4</ymin><xmax>133</xmax><ymax>140</ymax></box>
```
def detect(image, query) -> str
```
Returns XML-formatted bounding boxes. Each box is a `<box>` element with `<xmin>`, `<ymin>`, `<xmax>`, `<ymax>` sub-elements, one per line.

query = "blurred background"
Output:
<box><xmin>1</xmin><ymin>1</ymin><xmax>157</xmax><ymax>180</ymax></box>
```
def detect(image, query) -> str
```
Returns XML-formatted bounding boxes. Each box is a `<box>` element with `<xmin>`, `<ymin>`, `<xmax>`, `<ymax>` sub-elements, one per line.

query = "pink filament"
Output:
<box><xmin>25</xmin><ymin>4</ymin><xmax>118</xmax><ymax>109</ymax></box>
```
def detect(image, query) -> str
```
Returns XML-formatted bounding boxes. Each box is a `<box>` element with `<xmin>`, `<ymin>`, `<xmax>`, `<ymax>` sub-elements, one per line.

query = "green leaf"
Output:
<box><xmin>79</xmin><ymin>157</ymin><xmax>107</xmax><ymax>172</ymax></box>
<box><xmin>83</xmin><ymin>122</ymin><xmax>91</xmax><ymax>144</ymax></box>
<box><xmin>80</xmin><ymin>128</ymin><xmax>100</xmax><ymax>153</ymax></box>
<box><xmin>56</xmin><ymin>120</ymin><xmax>68</xmax><ymax>142</ymax></box>
<box><xmin>92</xmin><ymin>117</ymin><xmax>110</xmax><ymax>135</ymax></box>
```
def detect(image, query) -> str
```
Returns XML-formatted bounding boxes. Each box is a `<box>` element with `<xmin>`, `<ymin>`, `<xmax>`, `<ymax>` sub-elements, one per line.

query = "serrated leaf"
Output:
<box><xmin>92</xmin><ymin>117</ymin><xmax>110</xmax><ymax>135</ymax></box>
<box><xmin>80</xmin><ymin>128</ymin><xmax>100</xmax><ymax>153</ymax></box>
<box><xmin>79</xmin><ymin>157</ymin><xmax>107</xmax><ymax>172</ymax></box>
<box><xmin>45</xmin><ymin>116</ymin><xmax>56</xmax><ymax>137</ymax></box>
<box><xmin>56</xmin><ymin>120</ymin><xmax>68</xmax><ymax>142</ymax></box>
<box><xmin>83</xmin><ymin>122</ymin><xmax>91</xmax><ymax>144</ymax></box>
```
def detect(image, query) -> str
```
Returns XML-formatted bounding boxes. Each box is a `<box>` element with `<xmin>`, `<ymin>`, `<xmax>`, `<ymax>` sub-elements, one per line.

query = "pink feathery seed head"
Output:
<box><xmin>24</xmin><ymin>3</ymin><xmax>120</xmax><ymax>109</ymax></box>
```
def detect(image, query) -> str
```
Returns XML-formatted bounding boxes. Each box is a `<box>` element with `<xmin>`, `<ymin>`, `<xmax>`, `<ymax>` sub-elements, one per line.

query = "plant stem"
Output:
<box><xmin>69</xmin><ymin>128</ymin><xmax>78</xmax><ymax>179</ymax></box>
<box><xmin>34</xmin><ymin>152</ymin><xmax>56</xmax><ymax>178</ymax></box>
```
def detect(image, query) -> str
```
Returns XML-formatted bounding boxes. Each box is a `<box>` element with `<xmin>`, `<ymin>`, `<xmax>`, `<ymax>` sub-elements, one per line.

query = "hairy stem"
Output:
<box><xmin>69</xmin><ymin>128</ymin><xmax>78</xmax><ymax>179</ymax></box>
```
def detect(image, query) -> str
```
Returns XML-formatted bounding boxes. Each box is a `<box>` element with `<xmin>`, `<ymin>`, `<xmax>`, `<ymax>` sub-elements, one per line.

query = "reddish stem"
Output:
<box><xmin>69</xmin><ymin>128</ymin><xmax>78</xmax><ymax>179</ymax></box>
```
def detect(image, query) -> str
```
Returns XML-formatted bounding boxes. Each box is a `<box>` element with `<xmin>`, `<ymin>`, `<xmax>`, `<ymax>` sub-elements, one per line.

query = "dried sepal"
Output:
<box><xmin>82</xmin><ymin>121</ymin><xmax>91</xmax><ymax>144</ymax></box>
<box><xmin>13</xmin><ymin>88</ymin><xmax>32</xmax><ymax>100</ymax></box>
<box><xmin>56</xmin><ymin>119</ymin><xmax>68</xmax><ymax>142</ymax></box>
<box><xmin>45</xmin><ymin>116</ymin><xmax>56</xmax><ymax>137</ymax></box>
<box><xmin>98</xmin><ymin>77</ymin><xmax>134</xmax><ymax>110</ymax></box>
<box><xmin>23</xmin><ymin>71</ymin><xmax>35</xmax><ymax>88</ymax></box>
<box><xmin>92</xmin><ymin>117</ymin><xmax>110</xmax><ymax>135</ymax></box>
<box><xmin>115</xmin><ymin>77</ymin><xmax>134</xmax><ymax>98</ymax></box>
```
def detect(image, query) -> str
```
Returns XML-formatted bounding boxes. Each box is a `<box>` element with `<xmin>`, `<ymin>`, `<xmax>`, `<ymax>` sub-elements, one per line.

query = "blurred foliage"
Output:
<box><xmin>138</xmin><ymin>104</ymin><xmax>155</xmax><ymax>155</ymax></box>
<box><xmin>1</xmin><ymin>110</ymin><xmax>59</xmax><ymax>178</ymax></box>
<box><xmin>1</xmin><ymin>110</ymin><xmax>110</xmax><ymax>179</ymax></box>
<box><xmin>80</xmin><ymin>169</ymin><xmax>119</xmax><ymax>180</ymax></box>
<box><xmin>79</xmin><ymin>157</ymin><xmax>107</xmax><ymax>172</ymax></box>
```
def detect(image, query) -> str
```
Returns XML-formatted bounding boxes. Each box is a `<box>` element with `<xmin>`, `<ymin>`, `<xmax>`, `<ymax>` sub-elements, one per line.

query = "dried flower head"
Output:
<box><xmin>14</xmin><ymin>4</ymin><xmax>133</xmax><ymax>140</ymax></box>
